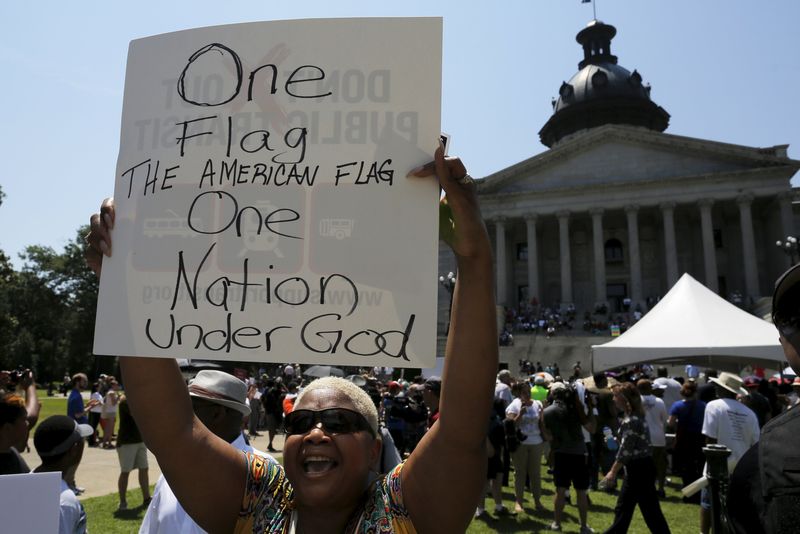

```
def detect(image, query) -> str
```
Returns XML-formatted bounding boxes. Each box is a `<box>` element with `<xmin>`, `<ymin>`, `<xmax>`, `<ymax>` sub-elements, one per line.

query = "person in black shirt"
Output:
<box><xmin>260</xmin><ymin>378</ymin><xmax>284</xmax><ymax>453</ymax></box>
<box><xmin>727</xmin><ymin>264</ymin><xmax>800</xmax><ymax>534</ymax></box>
<box><xmin>542</xmin><ymin>382</ymin><xmax>595</xmax><ymax>533</ymax></box>
<box><xmin>115</xmin><ymin>396</ymin><xmax>151</xmax><ymax>511</ymax></box>
<box><xmin>697</xmin><ymin>371</ymin><xmax>718</xmax><ymax>404</ymax></box>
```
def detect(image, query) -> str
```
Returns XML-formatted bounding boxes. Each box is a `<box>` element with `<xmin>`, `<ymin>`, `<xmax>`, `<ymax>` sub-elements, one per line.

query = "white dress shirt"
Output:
<box><xmin>139</xmin><ymin>434</ymin><xmax>270</xmax><ymax>534</ymax></box>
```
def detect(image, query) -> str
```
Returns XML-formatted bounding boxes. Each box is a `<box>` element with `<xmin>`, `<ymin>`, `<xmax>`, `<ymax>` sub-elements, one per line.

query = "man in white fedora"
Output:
<box><xmin>699</xmin><ymin>371</ymin><xmax>759</xmax><ymax>534</ymax></box>
<box><xmin>140</xmin><ymin>370</ymin><xmax>271</xmax><ymax>534</ymax></box>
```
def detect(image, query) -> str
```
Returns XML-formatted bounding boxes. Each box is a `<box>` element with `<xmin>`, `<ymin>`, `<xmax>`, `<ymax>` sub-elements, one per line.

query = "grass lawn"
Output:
<box><xmin>466</xmin><ymin>470</ymin><xmax>699</xmax><ymax>533</ymax></box>
<box><xmin>79</xmin><ymin>467</ymin><xmax>699</xmax><ymax>533</ymax></box>
<box><xmin>84</xmin><ymin>485</ymin><xmax>154</xmax><ymax>534</ymax></box>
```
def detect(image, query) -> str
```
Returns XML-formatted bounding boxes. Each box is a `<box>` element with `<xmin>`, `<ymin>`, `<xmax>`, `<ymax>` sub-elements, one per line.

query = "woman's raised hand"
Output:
<box><xmin>408</xmin><ymin>143</ymin><xmax>491</xmax><ymax>261</ymax></box>
<box><xmin>85</xmin><ymin>197</ymin><xmax>116</xmax><ymax>276</ymax></box>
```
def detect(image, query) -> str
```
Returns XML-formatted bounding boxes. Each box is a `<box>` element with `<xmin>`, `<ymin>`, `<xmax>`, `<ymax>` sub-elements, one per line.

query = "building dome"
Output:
<box><xmin>539</xmin><ymin>20</ymin><xmax>670</xmax><ymax>147</ymax></box>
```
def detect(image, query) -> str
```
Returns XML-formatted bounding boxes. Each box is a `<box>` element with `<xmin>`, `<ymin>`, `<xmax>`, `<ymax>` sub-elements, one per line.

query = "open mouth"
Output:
<box><xmin>302</xmin><ymin>455</ymin><xmax>338</xmax><ymax>475</ymax></box>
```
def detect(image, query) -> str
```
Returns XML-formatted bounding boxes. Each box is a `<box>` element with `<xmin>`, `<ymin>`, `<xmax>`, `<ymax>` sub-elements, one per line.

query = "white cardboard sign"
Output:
<box><xmin>94</xmin><ymin>18</ymin><xmax>442</xmax><ymax>367</ymax></box>
<box><xmin>0</xmin><ymin>472</ymin><xmax>61</xmax><ymax>533</ymax></box>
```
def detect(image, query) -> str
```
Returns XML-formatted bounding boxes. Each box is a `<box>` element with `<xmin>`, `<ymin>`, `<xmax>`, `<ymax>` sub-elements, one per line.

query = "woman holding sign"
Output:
<box><xmin>86</xmin><ymin>144</ymin><xmax>497</xmax><ymax>533</ymax></box>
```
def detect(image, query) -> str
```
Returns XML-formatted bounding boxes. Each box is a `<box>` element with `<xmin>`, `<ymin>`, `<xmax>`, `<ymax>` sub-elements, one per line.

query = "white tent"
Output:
<box><xmin>591</xmin><ymin>273</ymin><xmax>784</xmax><ymax>372</ymax></box>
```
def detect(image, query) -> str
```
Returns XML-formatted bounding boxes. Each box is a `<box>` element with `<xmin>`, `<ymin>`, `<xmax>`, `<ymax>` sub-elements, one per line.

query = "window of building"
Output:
<box><xmin>713</xmin><ymin>229</ymin><xmax>723</xmax><ymax>249</ymax></box>
<box><xmin>605</xmin><ymin>238</ymin><xmax>624</xmax><ymax>263</ymax></box>
<box><xmin>517</xmin><ymin>243</ymin><xmax>528</xmax><ymax>261</ymax></box>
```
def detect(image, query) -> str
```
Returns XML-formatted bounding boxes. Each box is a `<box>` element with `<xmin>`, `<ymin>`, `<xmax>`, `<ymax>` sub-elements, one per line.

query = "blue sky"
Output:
<box><xmin>1</xmin><ymin>1</ymin><xmax>798</xmax><ymax>267</ymax></box>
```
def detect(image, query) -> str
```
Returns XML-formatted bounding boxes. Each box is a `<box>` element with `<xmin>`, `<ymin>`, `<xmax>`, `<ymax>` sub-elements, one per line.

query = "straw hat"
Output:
<box><xmin>188</xmin><ymin>370</ymin><xmax>250</xmax><ymax>416</ymax></box>
<box><xmin>709</xmin><ymin>371</ymin><xmax>748</xmax><ymax>396</ymax></box>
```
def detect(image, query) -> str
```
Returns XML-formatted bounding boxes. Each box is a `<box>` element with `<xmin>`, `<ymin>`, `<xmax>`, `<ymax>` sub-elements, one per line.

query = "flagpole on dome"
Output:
<box><xmin>582</xmin><ymin>0</ymin><xmax>598</xmax><ymax>22</ymax></box>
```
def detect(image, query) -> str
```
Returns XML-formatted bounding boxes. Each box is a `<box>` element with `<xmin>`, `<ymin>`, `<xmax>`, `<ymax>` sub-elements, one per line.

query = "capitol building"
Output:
<box><xmin>439</xmin><ymin>20</ymin><xmax>799</xmax><ymax>330</ymax></box>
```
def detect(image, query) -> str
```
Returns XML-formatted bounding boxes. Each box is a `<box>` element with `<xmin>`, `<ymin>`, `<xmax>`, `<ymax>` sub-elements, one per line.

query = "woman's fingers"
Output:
<box><xmin>84</xmin><ymin>197</ymin><xmax>115</xmax><ymax>276</ymax></box>
<box><xmin>407</xmin><ymin>144</ymin><xmax>488</xmax><ymax>258</ymax></box>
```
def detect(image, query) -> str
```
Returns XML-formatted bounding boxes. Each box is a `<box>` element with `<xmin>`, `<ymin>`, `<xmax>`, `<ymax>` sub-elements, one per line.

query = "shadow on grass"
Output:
<box><xmin>474</xmin><ymin>512</ymin><xmax>552</xmax><ymax>533</ymax></box>
<box><xmin>112</xmin><ymin>502</ymin><xmax>151</xmax><ymax>521</ymax></box>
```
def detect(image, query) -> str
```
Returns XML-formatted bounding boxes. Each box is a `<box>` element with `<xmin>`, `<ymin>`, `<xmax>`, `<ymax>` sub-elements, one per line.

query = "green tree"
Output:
<box><xmin>16</xmin><ymin>227</ymin><xmax>102</xmax><ymax>380</ymax></box>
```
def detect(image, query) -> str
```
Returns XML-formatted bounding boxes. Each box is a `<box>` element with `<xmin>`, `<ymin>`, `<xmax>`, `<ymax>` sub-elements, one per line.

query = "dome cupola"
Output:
<box><xmin>539</xmin><ymin>20</ymin><xmax>670</xmax><ymax>147</ymax></box>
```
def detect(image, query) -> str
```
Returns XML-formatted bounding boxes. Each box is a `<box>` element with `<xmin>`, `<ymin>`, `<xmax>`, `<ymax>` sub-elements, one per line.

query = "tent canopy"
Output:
<box><xmin>591</xmin><ymin>273</ymin><xmax>783</xmax><ymax>372</ymax></box>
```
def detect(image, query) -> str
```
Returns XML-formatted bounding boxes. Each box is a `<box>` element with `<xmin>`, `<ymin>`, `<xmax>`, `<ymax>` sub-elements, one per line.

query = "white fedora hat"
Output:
<box><xmin>188</xmin><ymin>370</ymin><xmax>250</xmax><ymax>416</ymax></box>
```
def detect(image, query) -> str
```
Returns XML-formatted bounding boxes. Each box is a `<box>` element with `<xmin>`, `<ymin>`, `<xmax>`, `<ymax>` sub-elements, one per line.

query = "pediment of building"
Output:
<box><xmin>478</xmin><ymin>124</ymin><xmax>798</xmax><ymax>195</ymax></box>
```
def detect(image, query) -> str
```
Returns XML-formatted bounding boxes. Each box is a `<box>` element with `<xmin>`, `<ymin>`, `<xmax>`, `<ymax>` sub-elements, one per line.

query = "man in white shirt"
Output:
<box><xmin>494</xmin><ymin>370</ymin><xmax>513</xmax><ymax>409</ymax></box>
<box><xmin>700</xmin><ymin>371</ymin><xmax>760</xmax><ymax>534</ymax></box>
<box><xmin>140</xmin><ymin>371</ymin><xmax>273</xmax><ymax>534</ymax></box>
<box><xmin>637</xmin><ymin>379</ymin><xmax>668</xmax><ymax>497</ymax></box>
<box><xmin>653</xmin><ymin>367</ymin><xmax>682</xmax><ymax>413</ymax></box>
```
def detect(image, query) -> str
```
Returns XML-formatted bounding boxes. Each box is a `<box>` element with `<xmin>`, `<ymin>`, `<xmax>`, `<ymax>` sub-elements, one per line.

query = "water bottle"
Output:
<box><xmin>603</xmin><ymin>426</ymin><xmax>618</xmax><ymax>451</ymax></box>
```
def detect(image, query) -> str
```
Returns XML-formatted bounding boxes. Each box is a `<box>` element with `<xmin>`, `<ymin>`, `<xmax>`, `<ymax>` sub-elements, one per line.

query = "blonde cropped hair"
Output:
<box><xmin>296</xmin><ymin>376</ymin><xmax>379</xmax><ymax>436</ymax></box>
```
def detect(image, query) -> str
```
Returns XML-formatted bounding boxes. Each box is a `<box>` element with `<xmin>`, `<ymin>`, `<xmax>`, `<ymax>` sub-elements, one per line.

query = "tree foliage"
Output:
<box><xmin>0</xmin><ymin>224</ymin><xmax>106</xmax><ymax>381</ymax></box>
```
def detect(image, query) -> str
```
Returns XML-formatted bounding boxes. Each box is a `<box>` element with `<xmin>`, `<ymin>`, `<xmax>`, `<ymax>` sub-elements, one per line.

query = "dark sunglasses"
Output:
<box><xmin>284</xmin><ymin>408</ymin><xmax>375</xmax><ymax>437</ymax></box>
<box><xmin>774</xmin><ymin>311</ymin><xmax>800</xmax><ymax>338</ymax></box>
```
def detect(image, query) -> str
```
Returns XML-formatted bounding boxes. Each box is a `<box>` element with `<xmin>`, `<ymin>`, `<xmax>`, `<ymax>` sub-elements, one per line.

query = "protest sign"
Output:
<box><xmin>94</xmin><ymin>18</ymin><xmax>442</xmax><ymax>367</ymax></box>
<box><xmin>0</xmin><ymin>472</ymin><xmax>61</xmax><ymax>532</ymax></box>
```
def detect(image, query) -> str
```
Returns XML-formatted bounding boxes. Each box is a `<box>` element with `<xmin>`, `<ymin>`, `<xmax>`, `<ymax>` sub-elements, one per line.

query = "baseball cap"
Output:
<box><xmin>34</xmin><ymin>415</ymin><xmax>93</xmax><ymax>458</ymax></box>
<box><xmin>743</xmin><ymin>377</ymin><xmax>761</xmax><ymax>388</ymax></box>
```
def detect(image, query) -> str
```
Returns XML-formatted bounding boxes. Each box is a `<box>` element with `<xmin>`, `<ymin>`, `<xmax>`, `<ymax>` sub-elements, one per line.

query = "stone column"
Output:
<box><xmin>494</xmin><ymin>217</ymin><xmax>507</xmax><ymax>305</ymax></box>
<box><xmin>557</xmin><ymin>211</ymin><xmax>572</xmax><ymax>304</ymax></box>
<box><xmin>625</xmin><ymin>205</ymin><xmax>643</xmax><ymax>308</ymax></box>
<box><xmin>525</xmin><ymin>215</ymin><xmax>539</xmax><ymax>303</ymax></box>
<box><xmin>698</xmin><ymin>199</ymin><xmax>719</xmax><ymax>293</ymax></box>
<box><xmin>590</xmin><ymin>208</ymin><xmax>606</xmax><ymax>306</ymax></box>
<box><xmin>660</xmin><ymin>202</ymin><xmax>679</xmax><ymax>287</ymax></box>
<box><xmin>738</xmin><ymin>194</ymin><xmax>760</xmax><ymax>300</ymax></box>
<box><xmin>778</xmin><ymin>191</ymin><xmax>796</xmax><ymax>268</ymax></box>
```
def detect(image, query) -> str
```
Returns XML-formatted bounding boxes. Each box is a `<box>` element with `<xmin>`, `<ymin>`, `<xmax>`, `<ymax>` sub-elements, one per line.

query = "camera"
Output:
<box><xmin>3</xmin><ymin>367</ymin><xmax>31</xmax><ymax>388</ymax></box>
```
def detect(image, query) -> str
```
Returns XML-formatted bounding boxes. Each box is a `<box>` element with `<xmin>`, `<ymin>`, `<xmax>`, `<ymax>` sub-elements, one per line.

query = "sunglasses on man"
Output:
<box><xmin>775</xmin><ymin>313</ymin><xmax>800</xmax><ymax>341</ymax></box>
<box><xmin>284</xmin><ymin>408</ymin><xmax>375</xmax><ymax>437</ymax></box>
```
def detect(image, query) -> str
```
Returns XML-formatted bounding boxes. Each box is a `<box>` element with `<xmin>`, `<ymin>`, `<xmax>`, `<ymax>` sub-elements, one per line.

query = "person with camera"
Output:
<box><xmin>542</xmin><ymin>381</ymin><xmax>595</xmax><ymax>533</ymax></box>
<box><xmin>601</xmin><ymin>382</ymin><xmax>670</xmax><ymax>534</ymax></box>
<box><xmin>506</xmin><ymin>381</ymin><xmax>545</xmax><ymax>514</ymax></box>
<box><xmin>0</xmin><ymin>367</ymin><xmax>41</xmax><ymax>452</ymax></box>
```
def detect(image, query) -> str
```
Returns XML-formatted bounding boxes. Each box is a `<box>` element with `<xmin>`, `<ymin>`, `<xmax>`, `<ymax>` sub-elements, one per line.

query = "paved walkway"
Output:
<box><xmin>20</xmin><ymin>432</ymin><xmax>286</xmax><ymax>500</ymax></box>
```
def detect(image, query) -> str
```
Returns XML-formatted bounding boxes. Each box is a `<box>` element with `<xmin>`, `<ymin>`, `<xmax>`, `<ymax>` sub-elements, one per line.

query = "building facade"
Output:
<box><xmin>438</xmin><ymin>20</ymin><xmax>799</xmax><ymax>331</ymax></box>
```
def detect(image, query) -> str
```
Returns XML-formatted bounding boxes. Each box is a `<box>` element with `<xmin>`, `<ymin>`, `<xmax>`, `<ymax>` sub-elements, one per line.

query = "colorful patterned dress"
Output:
<box><xmin>234</xmin><ymin>453</ymin><xmax>416</xmax><ymax>533</ymax></box>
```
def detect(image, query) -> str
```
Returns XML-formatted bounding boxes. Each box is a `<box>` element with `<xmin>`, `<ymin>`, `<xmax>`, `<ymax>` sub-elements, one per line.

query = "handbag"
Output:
<box><xmin>504</xmin><ymin>419</ymin><xmax>525</xmax><ymax>452</ymax></box>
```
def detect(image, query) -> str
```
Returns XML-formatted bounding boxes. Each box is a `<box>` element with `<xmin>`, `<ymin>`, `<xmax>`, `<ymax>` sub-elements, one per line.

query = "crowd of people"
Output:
<box><xmin>502</xmin><ymin>301</ymin><xmax>648</xmax><ymax>340</ymax></box>
<box><xmin>5</xmin><ymin>353</ymin><xmax>800</xmax><ymax>533</ymax></box>
<box><xmin>480</xmin><ymin>358</ymin><xmax>800</xmax><ymax>533</ymax></box>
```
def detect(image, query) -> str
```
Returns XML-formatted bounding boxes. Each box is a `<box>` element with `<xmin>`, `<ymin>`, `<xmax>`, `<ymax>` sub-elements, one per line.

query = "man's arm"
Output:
<box><xmin>402</xmin><ymin>147</ymin><xmax>498</xmax><ymax>533</ymax></box>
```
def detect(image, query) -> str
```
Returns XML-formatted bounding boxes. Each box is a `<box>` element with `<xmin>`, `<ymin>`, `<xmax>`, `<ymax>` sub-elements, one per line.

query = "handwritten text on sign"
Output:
<box><xmin>94</xmin><ymin>18</ymin><xmax>442</xmax><ymax>367</ymax></box>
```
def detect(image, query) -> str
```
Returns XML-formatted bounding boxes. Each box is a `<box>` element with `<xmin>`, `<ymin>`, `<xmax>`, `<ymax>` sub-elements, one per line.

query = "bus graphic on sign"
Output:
<box><xmin>143</xmin><ymin>210</ymin><xmax>198</xmax><ymax>238</ymax></box>
<box><xmin>319</xmin><ymin>219</ymin><xmax>354</xmax><ymax>240</ymax></box>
